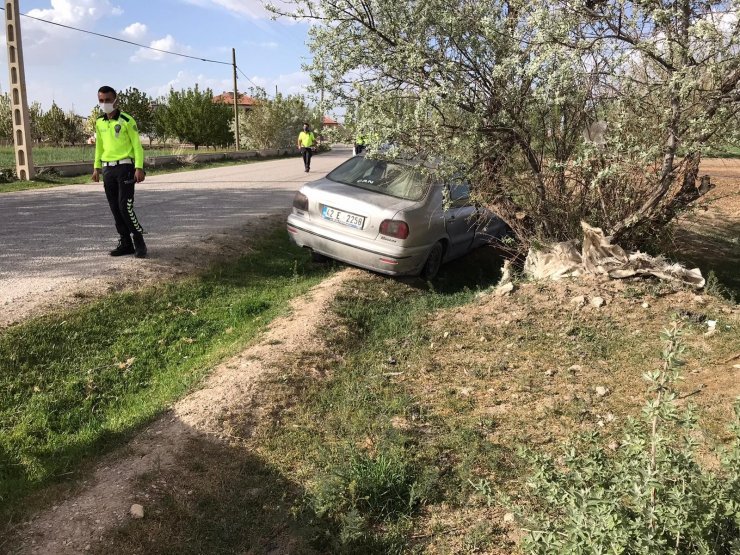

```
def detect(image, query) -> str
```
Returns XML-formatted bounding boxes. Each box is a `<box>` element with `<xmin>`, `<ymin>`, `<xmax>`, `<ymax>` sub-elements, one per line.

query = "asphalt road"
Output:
<box><xmin>0</xmin><ymin>146</ymin><xmax>352</xmax><ymax>326</ymax></box>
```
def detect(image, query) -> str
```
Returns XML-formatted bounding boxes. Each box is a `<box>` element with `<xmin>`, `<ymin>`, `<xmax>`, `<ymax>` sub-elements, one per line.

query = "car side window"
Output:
<box><xmin>447</xmin><ymin>182</ymin><xmax>471</xmax><ymax>207</ymax></box>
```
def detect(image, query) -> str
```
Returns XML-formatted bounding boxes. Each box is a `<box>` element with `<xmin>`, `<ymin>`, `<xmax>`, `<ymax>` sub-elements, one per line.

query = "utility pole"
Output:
<box><xmin>232</xmin><ymin>48</ymin><xmax>240</xmax><ymax>150</ymax></box>
<box><xmin>319</xmin><ymin>86</ymin><xmax>324</xmax><ymax>134</ymax></box>
<box><xmin>319</xmin><ymin>63</ymin><xmax>325</xmax><ymax>135</ymax></box>
<box><xmin>5</xmin><ymin>0</ymin><xmax>35</xmax><ymax>180</ymax></box>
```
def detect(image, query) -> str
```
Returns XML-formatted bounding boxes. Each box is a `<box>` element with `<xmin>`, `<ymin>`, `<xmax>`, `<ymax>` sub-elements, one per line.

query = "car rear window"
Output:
<box><xmin>326</xmin><ymin>157</ymin><xmax>429</xmax><ymax>201</ymax></box>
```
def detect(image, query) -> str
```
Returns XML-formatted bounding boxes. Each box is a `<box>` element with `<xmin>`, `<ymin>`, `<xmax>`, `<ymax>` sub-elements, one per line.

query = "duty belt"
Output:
<box><xmin>102</xmin><ymin>158</ymin><xmax>133</xmax><ymax>166</ymax></box>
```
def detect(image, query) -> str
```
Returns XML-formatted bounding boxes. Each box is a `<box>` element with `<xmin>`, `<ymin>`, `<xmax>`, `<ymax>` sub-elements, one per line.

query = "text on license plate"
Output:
<box><xmin>321</xmin><ymin>205</ymin><xmax>365</xmax><ymax>229</ymax></box>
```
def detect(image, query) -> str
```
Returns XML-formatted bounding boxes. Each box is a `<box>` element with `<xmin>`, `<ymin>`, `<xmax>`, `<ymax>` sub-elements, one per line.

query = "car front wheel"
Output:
<box><xmin>420</xmin><ymin>242</ymin><xmax>444</xmax><ymax>280</ymax></box>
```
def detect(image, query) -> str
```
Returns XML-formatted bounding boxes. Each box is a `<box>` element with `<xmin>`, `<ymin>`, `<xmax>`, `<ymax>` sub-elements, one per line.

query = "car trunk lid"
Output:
<box><xmin>305</xmin><ymin>179</ymin><xmax>420</xmax><ymax>239</ymax></box>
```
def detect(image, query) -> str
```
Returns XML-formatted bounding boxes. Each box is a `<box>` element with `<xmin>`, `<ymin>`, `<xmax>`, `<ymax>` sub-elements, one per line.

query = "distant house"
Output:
<box><xmin>213</xmin><ymin>92</ymin><xmax>257</xmax><ymax>112</ymax></box>
<box><xmin>322</xmin><ymin>115</ymin><xmax>340</xmax><ymax>129</ymax></box>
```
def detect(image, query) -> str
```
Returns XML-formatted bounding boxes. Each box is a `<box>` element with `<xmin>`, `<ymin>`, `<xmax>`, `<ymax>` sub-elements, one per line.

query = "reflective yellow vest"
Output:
<box><xmin>298</xmin><ymin>131</ymin><xmax>316</xmax><ymax>147</ymax></box>
<box><xmin>94</xmin><ymin>111</ymin><xmax>144</xmax><ymax>169</ymax></box>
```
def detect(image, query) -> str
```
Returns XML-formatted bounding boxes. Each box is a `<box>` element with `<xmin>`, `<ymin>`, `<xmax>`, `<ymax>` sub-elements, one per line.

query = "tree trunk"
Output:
<box><xmin>655</xmin><ymin>152</ymin><xmax>713</xmax><ymax>228</ymax></box>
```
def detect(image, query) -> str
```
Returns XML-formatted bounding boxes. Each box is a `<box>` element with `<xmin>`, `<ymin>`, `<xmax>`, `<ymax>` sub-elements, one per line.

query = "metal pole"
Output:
<box><xmin>5</xmin><ymin>0</ymin><xmax>35</xmax><ymax>180</ymax></box>
<box><xmin>319</xmin><ymin>63</ymin><xmax>325</xmax><ymax>135</ymax></box>
<box><xmin>232</xmin><ymin>48</ymin><xmax>240</xmax><ymax>150</ymax></box>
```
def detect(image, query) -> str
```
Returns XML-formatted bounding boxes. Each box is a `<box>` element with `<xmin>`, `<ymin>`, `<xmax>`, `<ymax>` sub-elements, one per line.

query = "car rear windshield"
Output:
<box><xmin>326</xmin><ymin>157</ymin><xmax>429</xmax><ymax>201</ymax></box>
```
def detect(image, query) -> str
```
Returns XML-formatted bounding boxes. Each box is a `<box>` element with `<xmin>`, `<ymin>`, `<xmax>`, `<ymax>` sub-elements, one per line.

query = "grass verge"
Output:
<box><xmin>0</xmin><ymin>152</ymin><xmax>303</xmax><ymax>194</ymax></box>
<box><xmin>704</xmin><ymin>145</ymin><xmax>740</xmax><ymax>158</ymax></box>
<box><xmin>0</xmin><ymin>229</ymin><xmax>331</xmax><ymax>514</ymax></box>
<box><xmin>0</xmin><ymin>146</ymin><xmax>185</xmax><ymax>167</ymax></box>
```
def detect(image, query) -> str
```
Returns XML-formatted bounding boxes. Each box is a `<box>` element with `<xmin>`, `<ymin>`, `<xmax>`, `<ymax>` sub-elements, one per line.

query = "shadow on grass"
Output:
<box><xmin>305</xmin><ymin>232</ymin><xmax>507</xmax><ymax>298</ymax></box>
<box><xmin>401</xmin><ymin>245</ymin><xmax>506</xmax><ymax>295</ymax></box>
<box><xmin>94</xmin><ymin>431</ymin><xmax>396</xmax><ymax>555</ymax></box>
<box><xmin>93</xmin><ymin>433</ymin><xmax>313</xmax><ymax>555</ymax></box>
<box><xmin>668</xmin><ymin>213</ymin><xmax>740</xmax><ymax>299</ymax></box>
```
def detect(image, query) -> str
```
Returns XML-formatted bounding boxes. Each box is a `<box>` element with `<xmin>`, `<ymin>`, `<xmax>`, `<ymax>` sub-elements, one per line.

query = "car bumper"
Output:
<box><xmin>287</xmin><ymin>214</ymin><xmax>431</xmax><ymax>276</ymax></box>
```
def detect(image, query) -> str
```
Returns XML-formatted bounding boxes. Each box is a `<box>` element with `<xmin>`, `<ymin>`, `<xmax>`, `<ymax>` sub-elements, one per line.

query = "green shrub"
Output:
<box><xmin>517</xmin><ymin>323</ymin><xmax>740</xmax><ymax>554</ymax></box>
<box><xmin>310</xmin><ymin>448</ymin><xmax>423</xmax><ymax>548</ymax></box>
<box><xmin>0</xmin><ymin>167</ymin><xmax>16</xmax><ymax>183</ymax></box>
<box><xmin>313</xmin><ymin>449</ymin><xmax>421</xmax><ymax>520</ymax></box>
<box><xmin>705</xmin><ymin>270</ymin><xmax>737</xmax><ymax>304</ymax></box>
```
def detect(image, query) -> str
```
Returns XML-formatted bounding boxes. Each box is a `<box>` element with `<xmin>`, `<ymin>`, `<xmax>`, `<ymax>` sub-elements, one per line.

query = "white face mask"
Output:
<box><xmin>100</xmin><ymin>102</ymin><xmax>116</xmax><ymax>114</ymax></box>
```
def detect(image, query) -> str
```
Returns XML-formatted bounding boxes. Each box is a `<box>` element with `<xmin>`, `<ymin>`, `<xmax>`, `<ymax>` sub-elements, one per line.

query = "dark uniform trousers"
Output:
<box><xmin>102</xmin><ymin>163</ymin><xmax>144</xmax><ymax>238</ymax></box>
<box><xmin>300</xmin><ymin>147</ymin><xmax>313</xmax><ymax>170</ymax></box>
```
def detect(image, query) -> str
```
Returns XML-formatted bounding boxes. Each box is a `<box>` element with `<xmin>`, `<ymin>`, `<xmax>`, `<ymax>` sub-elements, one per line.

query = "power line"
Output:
<box><xmin>2</xmin><ymin>7</ymin><xmax>276</xmax><ymax>108</ymax></box>
<box><xmin>0</xmin><ymin>7</ymin><xmax>231</xmax><ymax>66</ymax></box>
<box><xmin>236</xmin><ymin>66</ymin><xmax>266</xmax><ymax>93</ymax></box>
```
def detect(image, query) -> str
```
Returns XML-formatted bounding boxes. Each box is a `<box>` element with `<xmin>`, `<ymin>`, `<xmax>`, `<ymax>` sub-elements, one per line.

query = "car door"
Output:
<box><xmin>443</xmin><ymin>181</ymin><xmax>477</xmax><ymax>260</ymax></box>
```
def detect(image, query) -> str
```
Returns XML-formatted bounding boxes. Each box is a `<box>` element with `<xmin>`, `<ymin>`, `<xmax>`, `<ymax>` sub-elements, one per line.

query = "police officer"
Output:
<box><xmin>297</xmin><ymin>122</ymin><xmax>316</xmax><ymax>173</ymax></box>
<box><xmin>354</xmin><ymin>134</ymin><xmax>366</xmax><ymax>156</ymax></box>
<box><xmin>91</xmin><ymin>85</ymin><xmax>147</xmax><ymax>258</ymax></box>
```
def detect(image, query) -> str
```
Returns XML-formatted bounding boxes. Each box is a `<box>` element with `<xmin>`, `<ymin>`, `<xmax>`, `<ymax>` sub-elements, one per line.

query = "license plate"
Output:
<box><xmin>321</xmin><ymin>205</ymin><xmax>365</xmax><ymax>229</ymax></box>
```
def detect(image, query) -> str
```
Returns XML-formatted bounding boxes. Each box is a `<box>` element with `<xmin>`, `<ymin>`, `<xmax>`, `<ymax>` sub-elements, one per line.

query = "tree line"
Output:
<box><xmin>0</xmin><ymin>86</ymin><xmax>321</xmax><ymax>151</ymax></box>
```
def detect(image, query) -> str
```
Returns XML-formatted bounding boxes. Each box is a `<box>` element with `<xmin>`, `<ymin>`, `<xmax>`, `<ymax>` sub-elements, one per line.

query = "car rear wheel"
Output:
<box><xmin>311</xmin><ymin>250</ymin><xmax>329</xmax><ymax>263</ymax></box>
<box><xmin>420</xmin><ymin>242</ymin><xmax>444</xmax><ymax>280</ymax></box>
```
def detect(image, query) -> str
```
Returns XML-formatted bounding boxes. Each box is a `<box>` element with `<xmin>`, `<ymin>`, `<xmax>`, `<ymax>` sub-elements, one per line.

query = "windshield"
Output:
<box><xmin>326</xmin><ymin>157</ymin><xmax>429</xmax><ymax>201</ymax></box>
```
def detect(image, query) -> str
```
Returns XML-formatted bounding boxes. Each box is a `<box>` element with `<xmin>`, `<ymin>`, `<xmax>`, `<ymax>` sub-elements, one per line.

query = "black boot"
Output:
<box><xmin>132</xmin><ymin>233</ymin><xmax>147</xmax><ymax>259</ymax></box>
<box><xmin>110</xmin><ymin>236</ymin><xmax>135</xmax><ymax>256</ymax></box>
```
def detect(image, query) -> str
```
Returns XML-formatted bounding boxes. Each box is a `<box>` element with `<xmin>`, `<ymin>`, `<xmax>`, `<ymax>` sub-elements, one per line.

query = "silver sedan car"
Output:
<box><xmin>287</xmin><ymin>155</ymin><xmax>508</xmax><ymax>279</ymax></box>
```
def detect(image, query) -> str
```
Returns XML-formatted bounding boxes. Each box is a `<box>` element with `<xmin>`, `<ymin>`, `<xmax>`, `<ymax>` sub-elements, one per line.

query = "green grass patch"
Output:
<box><xmin>0</xmin><ymin>178</ymin><xmax>84</xmax><ymax>193</ymax></box>
<box><xmin>0</xmin><ymin>145</ymin><xmax>234</xmax><ymax>167</ymax></box>
<box><xmin>253</xmin><ymin>252</ymin><xmax>509</xmax><ymax>552</ymax></box>
<box><xmin>89</xmin><ymin>244</ymin><xmax>739</xmax><ymax>553</ymax></box>
<box><xmin>0</xmin><ymin>152</ymin><xmax>303</xmax><ymax>194</ymax></box>
<box><xmin>704</xmin><ymin>144</ymin><xmax>740</xmax><ymax>158</ymax></box>
<box><xmin>97</xmin><ymin>250</ymin><xmax>507</xmax><ymax>554</ymax></box>
<box><xmin>0</xmin><ymin>230</ymin><xmax>331</xmax><ymax>511</ymax></box>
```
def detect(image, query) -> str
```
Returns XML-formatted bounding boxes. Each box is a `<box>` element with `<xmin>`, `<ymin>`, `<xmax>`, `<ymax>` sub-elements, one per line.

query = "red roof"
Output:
<box><xmin>213</xmin><ymin>92</ymin><xmax>256</xmax><ymax>107</ymax></box>
<box><xmin>322</xmin><ymin>115</ymin><xmax>339</xmax><ymax>126</ymax></box>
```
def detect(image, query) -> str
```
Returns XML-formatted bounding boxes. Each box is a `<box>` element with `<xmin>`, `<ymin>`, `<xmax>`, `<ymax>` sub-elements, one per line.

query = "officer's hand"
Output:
<box><xmin>134</xmin><ymin>169</ymin><xmax>145</xmax><ymax>183</ymax></box>
<box><xmin>92</xmin><ymin>169</ymin><xmax>100</xmax><ymax>183</ymax></box>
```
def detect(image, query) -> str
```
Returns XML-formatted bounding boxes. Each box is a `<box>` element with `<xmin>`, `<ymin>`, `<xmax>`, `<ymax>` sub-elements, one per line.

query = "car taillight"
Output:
<box><xmin>293</xmin><ymin>192</ymin><xmax>308</xmax><ymax>211</ymax></box>
<box><xmin>379</xmin><ymin>219</ymin><xmax>410</xmax><ymax>239</ymax></box>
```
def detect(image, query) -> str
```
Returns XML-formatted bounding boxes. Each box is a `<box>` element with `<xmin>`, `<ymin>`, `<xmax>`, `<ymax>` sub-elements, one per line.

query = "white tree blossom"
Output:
<box><xmin>271</xmin><ymin>0</ymin><xmax>740</xmax><ymax>246</ymax></box>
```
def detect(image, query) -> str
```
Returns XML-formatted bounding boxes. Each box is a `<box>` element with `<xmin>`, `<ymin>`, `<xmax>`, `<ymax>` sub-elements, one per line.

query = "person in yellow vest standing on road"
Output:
<box><xmin>297</xmin><ymin>122</ymin><xmax>316</xmax><ymax>173</ymax></box>
<box><xmin>91</xmin><ymin>85</ymin><xmax>147</xmax><ymax>258</ymax></box>
<box><xmin>354</xmin><ymin>134</ymin><xmax>366</xmax><ymax>156</ymax></box>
